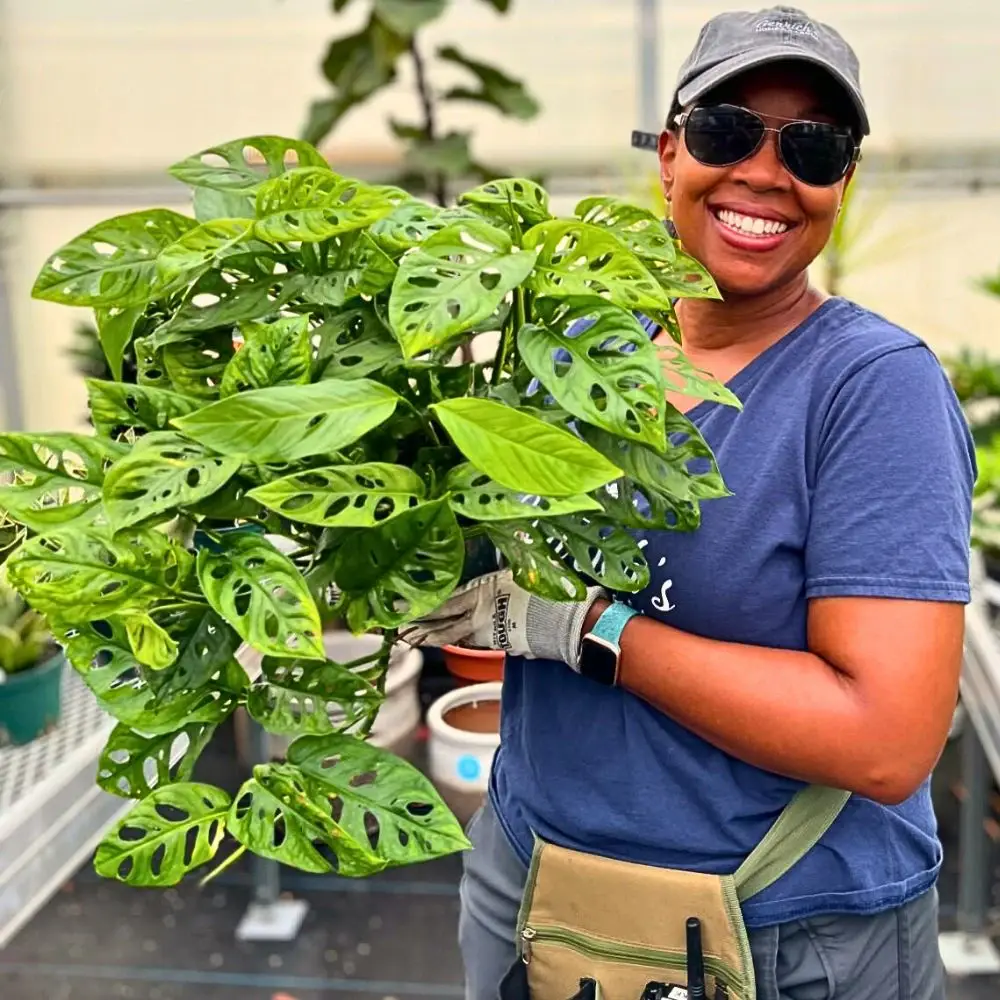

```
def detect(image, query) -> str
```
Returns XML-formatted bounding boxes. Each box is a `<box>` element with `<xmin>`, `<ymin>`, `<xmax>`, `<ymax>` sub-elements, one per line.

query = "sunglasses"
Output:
<box><xmin>670</xmin><ymin>103</ymin><xmax>860</xmax><ymax>187</ymax></box>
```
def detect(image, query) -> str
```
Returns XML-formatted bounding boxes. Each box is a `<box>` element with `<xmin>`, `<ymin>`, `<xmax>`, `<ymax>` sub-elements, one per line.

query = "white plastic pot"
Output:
<box><xmin>426</xmin><ymin>681</ymin><xmax>502</xmax><ymax>794</ymax></box>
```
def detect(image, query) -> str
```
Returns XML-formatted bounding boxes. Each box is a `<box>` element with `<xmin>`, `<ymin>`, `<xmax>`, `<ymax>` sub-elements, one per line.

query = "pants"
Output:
<box><xmin>458</xmin><ymin>798</ymin><xmax>947</xmax><ymax>1000</ymax></box>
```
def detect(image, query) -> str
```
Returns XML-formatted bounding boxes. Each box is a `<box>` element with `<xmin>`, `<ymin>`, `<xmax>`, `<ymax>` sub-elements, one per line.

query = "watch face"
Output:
<box><xmin>580</xmin><ymin>635</ymin><xmax>619</xmax><ymax>686</ymax></box>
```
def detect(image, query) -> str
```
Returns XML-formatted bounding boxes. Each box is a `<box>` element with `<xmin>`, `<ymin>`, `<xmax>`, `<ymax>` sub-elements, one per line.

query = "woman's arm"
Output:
<box><xmin>588</xmin><ymin>595</ymin><xmax>964</xmax><ymax>805</ymax></box>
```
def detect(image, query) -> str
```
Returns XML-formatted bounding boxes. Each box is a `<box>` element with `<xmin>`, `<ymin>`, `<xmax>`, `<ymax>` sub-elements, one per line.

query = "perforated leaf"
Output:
<box><xmin>313</xmin><ymin>304</ymin><xmax>402</xmax><ymax>380</ymax></box>
<box><xmin>102</xmin><ymin>432</ymin><xmax>242</xmax><ymax>532</ymax></box>
<box><xmin>289</xmin><ymin>734</ymin><xmax>471</xmax><ymax>868</ymax></box>
<box><xmin>518</xmin><ymin>297</ymin><xmax>667</xmax><ymax>450</ymax></box>
<box><xmin>445</xmin><ymin>463</ymin><xmax>600</xmax><ymax>521</ymax></box>
<box><xmin>431</xmin><ymin>398</ymin><xmax>621</xmax><ymax>497</ymax></box>
<box><xmin>540</xmin><ymin>514</ymin><xmax>649</xmax><ymax>593</ymax></box>
<box><xmin>158</xmin><ymin>609</ymin><xmax>241</xmax><ymax>696</ymax></box>
<box><xmin>254</xmin><ymin>168</ymin><xmax>405</xmax><ymax>243</ymax></box>
<box><xmin>523</xmin><ymin>220</ymin><xmax>673</xmax><ymax>314</ymax></box>
<box><xmin>169</xmin><ymin>136</ymin><xmax>331</xmax><ymax>192</ymax></box>
<box><xmin>221</xmin><ymin>317</ymin><xmax>312</xmax><ymax>397</ymax></box>
<box><xmin>6</xmin><ymin>527</ymin><xmax>192</xmax><ymax>618</ymax></box>
<box><xmin>574</xmin><ymin>196</ymin><xmax>676</xmax><ymax>263</ymax></box>
<box><xmin>247</xmin><ymin>656</ymin><xmax>382</xmax><ymax>737</ymax></box>
<box><xmin>161</xmin><ymin>330</ymin><xmax>236</xmax><ymax>401</ymax></box>
<box><xmin>249</xmin><ymin>463</ymin><xmax>425</xmax><ymax>527</ymax></box>
<box><xmin>369</xmin><ymin>198</ymin><xmax>451</xmax><ymax>252</ymax></box>
<box><xmin>0</xmin><ymin>432</ymin><xmax>126</xmax><ymax>533</ymax></box>
<box><xmin>335</xmin><ymin>499</ymin><xmax>464</xmax><ymax>632</ymax></box>
<box><xmin>459</xmin><ymin>178</ymin><xmax>551</xmax><ymax>227</ymax></box>
<box><xmin>97</xmin><ymin>722</ymin><xmax>216</xmax><ymax>799</ymax></box>
<box><xmin>124</xmin><ymin>612</ymin><xmax>179</xmax><ymax>671</ymax></box>
<box><xmin>192</xmin><ymin>187</ymin><xmax>256</xmax><ymax>223</ymax></box>
<box><xmin>197</xmin><ymin>532</ymin><xmax>324</xmax><ymax>660</ymax></box>
<box><xmin>656</xmin><ymin>340</ymin><xmax>744</xmax><ymax>410</ymax></box>
<box><xmin>173</xmin><ymin>379</ymin><xmax>400</xmax><ymax>463</ymax></box>
<box><xmin>388</xmin><ymin>219</ymin><xmax>537</xmax><ymax>358</ymax></box>
<box><xmin>134</xmin><ymin>336</ymin><xmax>171</xmax><ymax>391</ymax></box>
<box><xmin>95</xmin><ymin>783</ymin><xmax>231</xmax><ymax>886</ymax></box>
<box><xmin>86</xmin><ymin>379</ymin><xmax>202</xmax><ymax>435</ymax></box>
<box><xmin>95</xmin><ymin>306</ymin><xmax>143</xmax><ymax>382</ymax></box>
<box><xmin>229</xmin><ymin>764</ymin><xmax>384</xmax><ymax>875</ymax></box>
<box><xmin>156</xmin><ymin>219</ymin><xmax>252</xmax><ymax>284</ymax></box>
<box><xmin>297</xmin><ymin>233</ymin><xmax>397</xmax><ymax>306</ymax></box>
<box><xmin>485</xmin><ymin>520</ymin><xmax>587</xmax><ymax>602</ymax></box>
<box><xmin>646</xmin><ymin>250</ymin><xmax>721</xmax><ymax>301</ymax></box>
<box><xmin>32</xmin><ymin>210</ymin><xmax>197</xmax><ymax>307</ymax></box>
<box><xmin>438</xmin><ymin>46</ymin><xmax>540</xmax><ymax>120</ymax></box>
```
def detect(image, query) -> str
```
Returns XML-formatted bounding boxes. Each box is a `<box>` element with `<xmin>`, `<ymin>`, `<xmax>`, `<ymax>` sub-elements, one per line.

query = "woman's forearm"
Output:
<box><xmin>584</xmin><ymin>598</ymin><xmax>953</xmax><ymax>804</ymax></box>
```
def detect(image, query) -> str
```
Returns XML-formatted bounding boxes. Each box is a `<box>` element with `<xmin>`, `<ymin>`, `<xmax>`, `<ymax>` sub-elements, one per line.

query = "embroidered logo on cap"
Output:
<box><xmin>754</xmin><ymin>16</ymin><xmax>819</xmax><ymax>40</ymax></box>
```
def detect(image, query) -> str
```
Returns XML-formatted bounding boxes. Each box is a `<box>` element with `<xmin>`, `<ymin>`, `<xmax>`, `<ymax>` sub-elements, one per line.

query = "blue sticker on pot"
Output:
<box><xmin>457</xmin><ymin>755</ymin><xmax>481</xmax><ymax>781</ymax></box>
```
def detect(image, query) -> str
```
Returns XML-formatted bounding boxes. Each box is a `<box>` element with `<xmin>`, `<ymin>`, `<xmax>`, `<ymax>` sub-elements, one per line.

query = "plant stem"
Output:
<box><xmin>490</xmin><ymin>288</ymin><xmax>523</xmax><ymax>386</ymax></box>
<box><xmin>198</xmin><ymin>842</ymin><xmax>248</xmax><ymax>888</ymax></box>
<box><xmin>401</xmin><ymin>396</ymin><xmax>442</xmax><ymax>446</ymax></box>
<box><xmin>358</xmin><ymin>631</ymin><xmax>396</xmax><ymax>739</ymax></box>
<box><xmin>409</xmin><ymin>39</ymin><xmax>446</xmax><ymax>208</ymax></box>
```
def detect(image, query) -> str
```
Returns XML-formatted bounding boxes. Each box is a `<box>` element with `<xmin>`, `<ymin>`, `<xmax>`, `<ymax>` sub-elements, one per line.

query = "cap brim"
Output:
<box><xmin>676</xmin><ymin>47</ymin><xmax>870</xmax><ymax>136</ymax></box>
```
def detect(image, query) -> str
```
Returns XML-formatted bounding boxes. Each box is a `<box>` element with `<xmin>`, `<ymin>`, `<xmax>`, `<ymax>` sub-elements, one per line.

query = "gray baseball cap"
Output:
<box><xmin>633</xmin><ymin>5</ymin><xmax>869</xmax><ymax>150</ymax></box>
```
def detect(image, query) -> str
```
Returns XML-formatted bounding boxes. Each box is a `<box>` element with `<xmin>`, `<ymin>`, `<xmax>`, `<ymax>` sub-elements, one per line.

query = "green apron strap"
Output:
<box><xmin>733</xmin><ymin>785</ymin><xmax>850</xmax><ymax>902</ymax></box>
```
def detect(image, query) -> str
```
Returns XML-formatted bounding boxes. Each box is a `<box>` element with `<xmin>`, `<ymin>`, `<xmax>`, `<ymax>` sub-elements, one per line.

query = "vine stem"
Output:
<box><xmin>198</xmin><ymin>843</ymin><xmax>248</xmax><ymax>888</ymax></box>
<box><xmin>490</xmin><ymin>287</ymin><xmax>524</xmax><ymax>386</ymax></box>
<box><xmin>358</xmin><ymin>630</ymin><xmax>396</xmax><ymax>739</ymax></box>
<box><xmin>409</xmin><ymin>39</ymin><xmax>446</xmax><ymax>208</ymax></box>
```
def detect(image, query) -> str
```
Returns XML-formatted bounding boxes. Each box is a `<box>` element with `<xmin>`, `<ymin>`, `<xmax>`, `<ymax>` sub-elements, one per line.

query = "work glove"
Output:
<box><xmin>401</xmin><ymin>568</ymin><xmax>604</xmax><ymax>671</ymax></box>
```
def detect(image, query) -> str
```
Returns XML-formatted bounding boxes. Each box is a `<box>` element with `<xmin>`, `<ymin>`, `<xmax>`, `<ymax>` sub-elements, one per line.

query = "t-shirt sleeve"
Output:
<box><xmin>805</xmin><ymin>344</ymin><xmax>975</xmax><ymax>602</ymax></box>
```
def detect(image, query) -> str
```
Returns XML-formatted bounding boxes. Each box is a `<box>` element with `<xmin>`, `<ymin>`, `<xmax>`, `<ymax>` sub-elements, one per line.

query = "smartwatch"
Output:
<box><xmin>578</xmin><ymin>601</ymin><xmax>640</xmax><ymax>686</ymax></box>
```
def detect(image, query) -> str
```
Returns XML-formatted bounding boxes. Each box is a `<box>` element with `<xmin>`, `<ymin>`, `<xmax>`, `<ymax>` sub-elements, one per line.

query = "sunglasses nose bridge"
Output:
<box><xmin>732</xmin><ymin>124</ymin><xmax>793</xmax><ymax>187</ymax></box>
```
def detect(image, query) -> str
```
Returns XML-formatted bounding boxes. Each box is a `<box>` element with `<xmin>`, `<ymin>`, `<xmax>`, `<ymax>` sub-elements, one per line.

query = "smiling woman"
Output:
<box><xmin>424</xmin><ymin>6</ymin><xmax>977</xmax><ymax>1000</ymax></box>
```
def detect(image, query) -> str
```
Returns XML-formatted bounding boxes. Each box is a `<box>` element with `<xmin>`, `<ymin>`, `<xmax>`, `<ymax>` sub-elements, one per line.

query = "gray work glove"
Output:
<box><xmin>401</xmin><ymin>569</ymin><xmax>604</xmax><ymax>671</ymax></box>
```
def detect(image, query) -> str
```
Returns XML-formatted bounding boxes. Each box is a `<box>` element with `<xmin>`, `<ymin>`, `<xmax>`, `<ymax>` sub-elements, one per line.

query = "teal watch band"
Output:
<box><xmin>578</xmin><ymin>600</ymin><xmax>640</xmax><ymax>685</ymax></box>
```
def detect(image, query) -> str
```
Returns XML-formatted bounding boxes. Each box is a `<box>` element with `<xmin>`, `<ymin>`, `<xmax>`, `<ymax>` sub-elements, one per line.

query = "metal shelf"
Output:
<box><xmin>0</xmin><ymin>669</ymin><xmax>127</xmax><ymax>949</ymax></box>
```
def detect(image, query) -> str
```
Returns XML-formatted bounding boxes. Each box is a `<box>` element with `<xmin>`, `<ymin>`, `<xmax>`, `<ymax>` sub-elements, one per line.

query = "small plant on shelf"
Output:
<box><xmin>0</xmin><ymin>134</ymin><xmax>737</xmax><ymax>888</ymax></box>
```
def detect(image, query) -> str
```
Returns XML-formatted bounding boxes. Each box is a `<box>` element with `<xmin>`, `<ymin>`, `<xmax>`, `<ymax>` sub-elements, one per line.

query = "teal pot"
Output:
<box><xmin>0</xmin><ymin>650</ymin><xmax>65</xmax><ymax>746</ymax></box>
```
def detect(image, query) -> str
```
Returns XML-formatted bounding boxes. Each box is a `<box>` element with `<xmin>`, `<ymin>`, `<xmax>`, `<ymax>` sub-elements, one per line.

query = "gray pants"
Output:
<box><xmin>459</xmin><ymin>798</ymin><xmax>946</xmax><ymax>1000</ymax></box>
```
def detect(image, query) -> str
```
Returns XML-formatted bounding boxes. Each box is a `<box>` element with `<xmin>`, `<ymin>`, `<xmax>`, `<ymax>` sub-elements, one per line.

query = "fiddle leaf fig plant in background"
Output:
<box><xmin>0</xmin><ymin>133</ymin><xmax>738</xmax><ymax>889</ymax></box>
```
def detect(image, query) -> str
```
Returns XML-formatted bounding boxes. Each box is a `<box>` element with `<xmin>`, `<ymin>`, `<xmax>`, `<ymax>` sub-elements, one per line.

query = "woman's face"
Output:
<box><xmin>659</xmin><ymin>65</ymin><xmax>855</xmax><ymax>299</ymax></box>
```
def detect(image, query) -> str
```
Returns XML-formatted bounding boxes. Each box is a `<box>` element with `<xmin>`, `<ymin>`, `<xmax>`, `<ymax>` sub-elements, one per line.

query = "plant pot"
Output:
<box><xmin>426</xmin><ymin>681</ymin><xmax>502</xmax><ymax>796</ymax></box>
<box><xmin>442</xmin><ymin>645</ymin><xmax>505</xmax><ymax>684</ymax></box>
<box><xmin>0</xmin><ymin>650</ymin><xmax>65</xmax><ymax>746</ymax></box>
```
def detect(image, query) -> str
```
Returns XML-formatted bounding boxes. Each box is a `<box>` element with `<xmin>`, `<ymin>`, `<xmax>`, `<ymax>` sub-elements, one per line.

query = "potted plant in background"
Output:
<box><xmin>0</xmin><ymin>581</ymin><xmax>63</xmax><ymax>746</ymax></box>
<box><xmin>0</xmin><ymin>132</ymin><xmax>736</xmax><ymax>890</ymax></box>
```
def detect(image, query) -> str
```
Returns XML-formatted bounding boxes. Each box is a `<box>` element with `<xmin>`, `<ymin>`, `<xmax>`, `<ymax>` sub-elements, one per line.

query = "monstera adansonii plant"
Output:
<box><xmin>0</xmin><ymin>135</ymin><xmax>739</xmax><ymax>888</ymax></box>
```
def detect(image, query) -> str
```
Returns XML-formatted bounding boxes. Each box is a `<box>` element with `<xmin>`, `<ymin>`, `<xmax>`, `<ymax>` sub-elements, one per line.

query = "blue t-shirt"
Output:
<box><xmin>489</xmin><ymin>297</ymin><xmax>975</xmax><ymax>929</ymax></box>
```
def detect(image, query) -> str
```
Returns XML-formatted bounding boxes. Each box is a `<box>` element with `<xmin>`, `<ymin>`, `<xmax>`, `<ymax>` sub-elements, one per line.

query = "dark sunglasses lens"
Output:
<box><xmin>780</xmin><ymin>123</ymin><xmax>855</xmax><ymax>185</ymax></box>
<box><xmin>684</xmin><ymin>106</ymin><xmax>764</xmax><ymax>166</ymax></box>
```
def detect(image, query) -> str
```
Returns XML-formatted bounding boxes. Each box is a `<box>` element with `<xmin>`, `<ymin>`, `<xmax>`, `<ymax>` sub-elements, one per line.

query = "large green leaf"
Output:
<box><xmin>6</xmin><ymin>526</ymin><xmax>192</xmax><ymax>618</ymax></box>
<box><xmin>438</xmin><ymin>45</ymin><xmax>540</xmax><ymax>120</ymax></box>
<box><xmin>335</xmin><ymin>499</ymin><xmax>464</xmax><ymax>632</ymax></box>
<box><xmin>431</xmin><ymin>397</ymin><xmax>621</xmax><ymax>497</ymax></box>
<box><xmin>95</xmin><ymin>783</ymin><xmax>231</xmax><ymax>886</ymax></box>
<box><xmin>523</xmin><ymin>220</ymin><xmax>674</xmax><ymax>314</ymax></box>
<box><xmin>249</xmin><ymin>463</ymin><xmax>425</xmax><ymax>527</ymax></box>
<box><xmin>518</xmin><ymin>297</ymin><xmax>667</xmax><ymax>450</ymax></box>
<box><xmin>192</xmin><ymin>187</ymin><xmax>256</xmax><ymax>223</ymax></box>
<box><xmin>388</xmin><ymin>219</ymin><xmax>537</xmax><ymax>358</ymax></box>
<box><xmin>297</xmin><ymin>232</ymin><xmax>397</xmax><ymax>307</ymax></box>
<box><xmin>656</xmin><ymin>340</ymin><xmax>744</xmax><ymax>410</ymax></box>
<box><xmin>197</xmin><ymin>532</ymin><xmax>324</xmax><ymax>660</ymax></box>
<box><xmin>459</xmin><ymin>177</ymin><xmax>551</xmax><ymax>227</ymax></box>
<box><xmin>97</xmin><ymin>721</ymin><xmax>216</xmax><ymax>799</ymax></box>
<box><xmin>374</xmin><ymin>0</ymin><xmax>447</xmax><ymax>35</ymax></box>
<box><xmin>289</xmin><ymin>734</ymin><xmax>471</xmax><ymax>868</ymax></box>
<box><xmin>173</xmin><ymin>379</ymin><xmax>400</xmax><ymax>463</ymax></box>
<box><xmin>539</xmin><ymin>514</ymin><xmax>649</xmax><ymax>593</ymax></box>
<box><xmin>445</xmin><ymin>463</ymin><xmax>600</xmax><ymax>521</ymax></box>
<box><xmin>221</xmin><ymin>316</ymin><xmax>312</xmax><ymax>397</ymax></box>
<box><xmin>574</xmin><ymin>196</ymin><xmax>676</xmax><ymax>263</ymax></box>
<box><xmin>32</xmin><ymin>210</ymin><xmax>197</xmax><ymax>307</ymax></box>
<box><xmin>95</xmin><ymin>306</ymin><xmax>143</xmax><ymax>382</ymax></box>
<box><xmin>485</xmin><ymin>520</ymin><xmax>587</xmax><ymax>602</ymax></box>
<box><xmin>253</xmin><ymin>168</ymin><xmax>405</xmax><ymax>243</ymax></box>
<box><xmin>169</xmin><ymin>135</ymin><xmax>331</xmax><ymax>192</ymax></box>
<box><xmin>646</xmin><ymin>250</ymin><xmax>720</xmax><ymax>301</ymax></box>
<box><xmin>124</xmin><ymin>612</ymin><xmax>179</xmax><ymax>671</ymax></box>
<box><xmin>229</xmin><ymin>763</ymin><xmax>384</xmax><ymax>875</ymax></box>
<box><xmin>313</xmin><ymin>304</ymin><xmax>402</xmax><ymax>381</ymax></box>
<box><xmin>158</xmin><ymin>609</ymin><xmax>241</xmax><ymax>696</ymax></box>
<box><xmin>161</xmin><ymin>330</ymin><xmax>237</xmax><ymax>401</ymax></box>
<box><xmin>156</xmin><ymin>219</ymin><xmax>252</xmax><ymax>284</ymax></box>
<box><xmin>369</xmin><ymin>198</ymin><xmax>451</xmax><ymax>253</ymax></box>
<box><xmin>86</xmin><ymin>379</ymin><xmax>202</xmax><ymax>435</ymax></box>
<box><xmin>102</xmin><ymin>432</ymin><xmax>242</xmax><ymax>532</ymax></box>
<box><xmin>0</xmin><ymin>432</ymin><xmax>126</xmax><ymax>533</ymax></box>
<box><xmin>247</xmin><ymin>656</ymin><xmax>382</xmax><ymax>737</ymax></box>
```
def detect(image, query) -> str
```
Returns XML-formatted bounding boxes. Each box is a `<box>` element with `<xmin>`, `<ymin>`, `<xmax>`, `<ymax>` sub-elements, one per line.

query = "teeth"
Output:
<box><xmin>715</xmin><ymin>209</ymin><xmax>789</xmax><ymax>237</ymax></box>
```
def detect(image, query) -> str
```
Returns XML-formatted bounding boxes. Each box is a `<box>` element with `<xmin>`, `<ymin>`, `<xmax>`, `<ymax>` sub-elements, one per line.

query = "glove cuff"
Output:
<box><xmin>525</xmin><ymin>587</ymin><xmax>604</xmax><ymax>670</ymax></box>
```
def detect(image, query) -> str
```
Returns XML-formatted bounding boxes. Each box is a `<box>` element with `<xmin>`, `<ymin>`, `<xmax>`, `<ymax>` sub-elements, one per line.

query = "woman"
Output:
<box><xmin>409</xmin><ymin>7</ymin><xmax>975</xmax><ymax>999</ymax></box>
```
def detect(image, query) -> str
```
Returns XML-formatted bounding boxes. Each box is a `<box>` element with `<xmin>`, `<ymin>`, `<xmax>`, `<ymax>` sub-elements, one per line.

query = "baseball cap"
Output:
<box><xmin>632</xmin><ymin>5</ymin><xmax>869</xmax><ymax>151</ymax></box>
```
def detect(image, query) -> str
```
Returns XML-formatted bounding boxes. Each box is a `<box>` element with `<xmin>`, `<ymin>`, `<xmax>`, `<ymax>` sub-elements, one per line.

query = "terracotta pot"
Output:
<box><xmin>442</xmin><ymin>645</ymin><xmax>505</xmax><ymax>684</ymax></box>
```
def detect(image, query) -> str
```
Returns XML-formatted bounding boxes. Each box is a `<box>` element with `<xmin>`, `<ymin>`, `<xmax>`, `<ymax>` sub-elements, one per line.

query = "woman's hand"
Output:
<box><xmin>402</xmin><ymin>569</ymin><xmax>604</xmax><ymax>670</ymax></box>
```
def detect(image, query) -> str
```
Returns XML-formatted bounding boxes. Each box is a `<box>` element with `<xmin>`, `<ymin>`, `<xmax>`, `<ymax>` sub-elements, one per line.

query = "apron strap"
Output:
<box><xmin>733</xmin><ymin>785</ymin><xmax>851</xmax><ymax>902</ymax></box>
